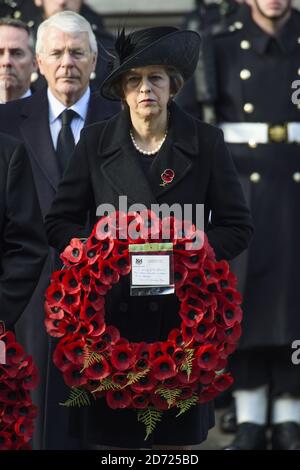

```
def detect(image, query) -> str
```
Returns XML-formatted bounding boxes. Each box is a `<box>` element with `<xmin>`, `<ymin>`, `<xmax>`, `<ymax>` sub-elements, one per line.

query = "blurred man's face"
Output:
<box><xmin>34</xmin><ymin>0</ymin><xmax>83</xmax><ymax>18</ymax></box>
<box><xmin>37</xmin><ymin>28</ymin><xmax>96</xmax><ymax>106</ymax></box>
<box><xmin>0</xmin><ymin>26</ymin><xmax>37</xmax><ymax>101</ymax></box>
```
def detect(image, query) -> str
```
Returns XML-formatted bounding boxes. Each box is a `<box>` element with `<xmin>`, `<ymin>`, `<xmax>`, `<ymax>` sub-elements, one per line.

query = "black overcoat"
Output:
<box><xmin>45</xmin><ymin>101</ymin><xmax>253</xmax><ymax>447</ymax></box>
<box><xmin>0</xmin><ymin>133</ymin><xmax>47</xmax><ymax>330</ymax></box>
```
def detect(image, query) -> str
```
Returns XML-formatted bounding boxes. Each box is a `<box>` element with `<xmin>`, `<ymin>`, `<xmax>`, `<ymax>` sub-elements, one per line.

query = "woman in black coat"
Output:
<box><xmin>45</xmin><ymin>26</ymin><xmax>253</xmax><ymax>449</ymax></box>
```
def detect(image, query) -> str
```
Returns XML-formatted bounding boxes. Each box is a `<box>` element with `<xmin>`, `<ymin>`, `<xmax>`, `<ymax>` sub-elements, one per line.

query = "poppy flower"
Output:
<box><xmin>20</xmin><ymin>360</ymin><xmax>39</xmax><ymax>390</ymax></box>
<box><xmin>53</xmin><ymin>345</ymin><xmax>72</xmax><ymax>372</ymax></box>
<box><xmin>186</xmin><ymin>270</ymin><xmax>207</xmax><ymax>291</ymax></box>
<box><xmin>193</xmin><ymin>321</ymin><xmax>216</xmax><ymax>342</ymax></box>
<box><xmin>91</xmin><ymin>278</ymin><xmax>111</xmax><ymax>296</ymax></box>
<box><xmin>106</xmin><ymin>389</ymin><xmax>131</xmax><ymax>409</ymax></box>
<box><xmin>88</xmin><ymin>312</ymin><xmax>106</xmax><ymax>337</ymax></box>
<box><xmin>213</xmin><ymin>373</ymin><xmax>233</xmax><ymax>392</ymax></box>
<box><xmin>44</xmin><ymin>302</ymin><xmax>65</xmax><ymax>320</ymax></box>
<box><xmin>181</xmin><ymin>324</ymin><xmax>194</xmax><ymax>346</ymax></box>
<box><xmin>91</xmin><ymin>338</ymin><xmax>110</xmax><ymax>354</ymax></box>
<box><xmin>179</xmin><ymin>303</ymin><xmax>204</xmax><ymax>327</ymax></box>
<box><xmin>132</xmin><ymin>393</ymin><xmax>150</xmax><ymax>409</ymax></box>
<box><xmin>198</xmin><ymin>369</ymin><xmax>215</xmax><ymax>385</ymax></box>
<box><xmin>100</xmin><ymin>326</ymin><xmax>120</xmax><ymax>345</ymax></box>
<box><xmin>64</xmin><ymin>339</ymin><xmax>86</xmax><ymax>365</ymax></box>
<box><xmin>168</xmin><ymin>329</ymin><xmax>185</xmax><ymax>347</ymax></box>
<box><xmin>60</xmin><ymin>291</ymin><xmax>81</xmax><ymax>315</ymax></box>
<box><xmin>112</xmin><ymin>239</ymin><xmax>128</xmax><ymax>257</ymax></box>
<box><xmin>112</xmin><ymin>372</ymin><xmax>128</xmax><ymax>386</ymax></box>
<box><xmin>221</xmin><ymin>287</ymin><xmax>242</xmax><ymax>305</ymax></box>
<box><xmin>45</xmin><ymin>282</ymin><xmax>65</xmax><ymax>307</ymax></box>
<box><xmin>5</xmin><ymin>343</ymin><xmax>25</xmax><ymax>365</ymax></box>
<box><xmin>61</xmin><ymin>270</ymin><xmax>80</xmax><ymax>295</ymax></box>
<box><xmin>221</xmin><ymin>302</ymin><xmax>242</xmax><ymax>327</ymax></box>
<box><xmin>198</xmin><ymin>385</ymin><xmax>219</xmax><ymax>403</ymax></box>
<box><xmin>99</xmin><ymin>260</ymin><xmax>120</xmax><ymax>285</ymax></box>
<box><xmin>85</xmin><ymin>357</ymin><xmax>111</xmax><ymax>380</ymax></box>
<box><xmin>14</xmin><ymin>416</ymin><xmax>34</xmax><ymax>443</ymax></box>
<box><xmin>152</xmin><ymin>354</ymin><xmax>176</xmax><ymax>380</ymax></box>
<box><xmin>172</xmin><ymin>348</ymin><xmax>187</xmax><ymax>365</ymax></box>
<box><xmin>174</xmin><ymin>263</ymin><xmax>188</xmax><ymax>289</ymax></box>
<box><xmin>196</xmin><ymin>344</ymin><xmax>219</xmax><ymax>370</ymax></box>
<box><xmin>111</xmin><ymin>344</ymin><xmax>135</xmax><ymax>371</ymax></box>
<box><xmin>224</xmin><ymin>323</ymin><xmax>242</xmax><ymax>344</ymax></box>
<box><xmin>177</xmin><ymin>367</ymin><xmax>200</xmax><ymax>385</ymax></box>
<box><xmin>109</xmin><ymin>253</ymin><xmax>131</xmax><ymax>275</ymax></box>
<box><xmin>77</xmin><ymin>264</ymin><xmax>93</xmax><ymax>291</ymax></box>
<box><xmin>60</xmin><ymin>238</ymin><xmax>86</xmax><ymax>266</ymax></box>
<box><xmin>131</xmin><ymin>373</ymin><xmax>157</xmax><ymax>393</ymax></box>
<box><xmin>150</xmin><ymin>392</ymin><xmax>170</xmax><ymax>410</ymax></box>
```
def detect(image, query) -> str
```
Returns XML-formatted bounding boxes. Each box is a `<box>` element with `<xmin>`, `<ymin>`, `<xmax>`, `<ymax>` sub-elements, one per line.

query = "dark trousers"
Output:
<box><xmin>229</xmin><ymin>347</ymin><xmax>300</xmax><ymax>397</ymax></box>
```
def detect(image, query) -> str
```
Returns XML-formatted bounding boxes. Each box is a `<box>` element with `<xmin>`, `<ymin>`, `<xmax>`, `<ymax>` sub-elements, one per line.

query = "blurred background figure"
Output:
<box><xmin>0</xmin><ymin>18</ymin><xmax>37</xmax><ymax>102</ymax></box>
<box><xmin>178</xmin><ymin>0</ymin><xmax>300</xmax><ymax>450</ymax></box>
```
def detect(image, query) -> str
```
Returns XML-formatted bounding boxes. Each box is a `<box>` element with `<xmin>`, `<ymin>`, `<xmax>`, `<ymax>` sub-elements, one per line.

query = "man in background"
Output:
<box><xmin>0</xmin><ymin>18</ymin><xmax>37</xmax><ymax>102</ymax></box>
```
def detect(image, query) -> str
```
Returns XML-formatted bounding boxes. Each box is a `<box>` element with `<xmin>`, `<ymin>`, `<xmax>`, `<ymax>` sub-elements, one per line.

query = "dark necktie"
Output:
<box><xmin>56</xmin><ymin>109</ymin><xmax>77</xmax><ymax>174</ymax></box>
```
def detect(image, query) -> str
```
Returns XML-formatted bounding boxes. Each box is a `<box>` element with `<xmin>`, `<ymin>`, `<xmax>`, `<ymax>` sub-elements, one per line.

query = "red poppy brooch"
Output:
<box><xmin>160</xmin><ymin>169</ymin><xmax>175</xmax><ymax>187</ymax></box>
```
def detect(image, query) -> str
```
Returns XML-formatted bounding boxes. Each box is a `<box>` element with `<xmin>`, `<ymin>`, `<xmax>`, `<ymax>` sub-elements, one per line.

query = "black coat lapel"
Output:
<box><xmin>20</xmin><ymin>90</ymin><xmax>61</xmax><ymax>189</ymax></box>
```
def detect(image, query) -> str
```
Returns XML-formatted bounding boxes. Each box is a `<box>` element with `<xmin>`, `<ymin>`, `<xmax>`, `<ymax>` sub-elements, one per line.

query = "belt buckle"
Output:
<box><xmin>268</xmin><ymin>123</ymin><xmax>288</xmax><ymax>143</ymax></box>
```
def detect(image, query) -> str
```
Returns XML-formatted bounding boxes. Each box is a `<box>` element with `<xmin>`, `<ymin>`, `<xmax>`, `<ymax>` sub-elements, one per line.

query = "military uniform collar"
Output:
<box><xmin>240</xmin><ymin>6</ymin><xmax>298</xmax><ymax>55</ymax></box>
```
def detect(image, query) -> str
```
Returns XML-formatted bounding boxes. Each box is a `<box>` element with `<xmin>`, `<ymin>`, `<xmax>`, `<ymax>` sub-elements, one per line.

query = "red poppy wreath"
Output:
<box><xmin>45</xmin><ymin>211</ymin><xmax>242</xmax><ymax>439</ymax></box>
<box><xmin>0</xmin><ymin>331</ymin><xmax>39</xmax><ymax>450</ymax></box>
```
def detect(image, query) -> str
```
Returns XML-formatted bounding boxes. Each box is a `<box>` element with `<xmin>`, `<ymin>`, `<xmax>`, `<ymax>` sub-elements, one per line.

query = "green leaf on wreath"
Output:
<box><xmin>92</xmin><ymin>377</ymin><xmax>121</xmax><ymax>393</ymax></box>
<box><xmin>175</xmin><ymin>395</ymin><xmax>198</xmax><ymax>417</ymax></box>
<box><xmin>60</xmin><ymin>387</ymin><xmax>91</xmax><ymax>407</ymax></box>
<box><xmin>81</xmin><ymin>347</ymin><xmax>104</xmax><ymax>371</ymax></box>
<box><xmin>179</xmin><ymin>348</ymin><xmax>194</xmax><ymax>380</ymax></box>
<box><xmin>125</xmin><ymin>368</ymin><xmax>150</xmax><ymax>387</ymax></box>
<box><xmin>155</xmin><ymin>387</ymin><xmax>181</xmax><ymax>408</ymax></box>
<box><xmin>137</xmin><ymin>407</ymin><xmax>163</xmax><ymax>440</ymax></box>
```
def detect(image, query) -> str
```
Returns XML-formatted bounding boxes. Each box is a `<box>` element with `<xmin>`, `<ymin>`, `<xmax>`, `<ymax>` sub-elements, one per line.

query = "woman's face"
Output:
<box><xmin>122</xmin><ymin>65</ymin><xmax>171</xmax><ymax>119</ymax></box>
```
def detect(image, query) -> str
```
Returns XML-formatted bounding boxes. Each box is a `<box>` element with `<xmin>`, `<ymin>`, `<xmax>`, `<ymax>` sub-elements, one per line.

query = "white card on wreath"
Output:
<box><xmin>131</xmin><ymin>254</ymin><xmax>170</xmax><ymax>286</ymax></box>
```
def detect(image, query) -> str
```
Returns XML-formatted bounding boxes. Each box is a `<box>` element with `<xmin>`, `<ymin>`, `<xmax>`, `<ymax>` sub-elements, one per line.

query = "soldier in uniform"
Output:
<box><xmin>2</xmin><ymin>0</ymin><xmax>113</xmax><ymax>90</ymax></box>
<box><xmin>179</xmin><ymin>0</ymin><xmax>300</xmax><ymax>450</ymax></box>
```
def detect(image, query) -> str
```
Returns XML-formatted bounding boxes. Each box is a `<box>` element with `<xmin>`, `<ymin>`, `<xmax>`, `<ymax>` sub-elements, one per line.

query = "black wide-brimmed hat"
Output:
<box><xmin>100</xmin><ymin>26</ymin><xmax>201</xmax><ymax>101</ymax></box>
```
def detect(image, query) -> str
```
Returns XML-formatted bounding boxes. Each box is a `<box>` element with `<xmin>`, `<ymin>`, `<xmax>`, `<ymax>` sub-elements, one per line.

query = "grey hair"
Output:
<box><xmin>0</xmin><ymin>18</ymin><xmax>35</xmax><ymax>54</ymax></box>
<box><xmin>36</xmin><ymin>10</ymin><xmax>98</xmax><ymax>55</ymax></box>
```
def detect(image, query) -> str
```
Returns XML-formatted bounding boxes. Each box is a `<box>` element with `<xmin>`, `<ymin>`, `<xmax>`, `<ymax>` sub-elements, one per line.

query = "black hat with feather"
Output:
<box><xmin>100</xmin><ymin>26</ymin><xmax>201</xmax><ymax>101</ymax></box>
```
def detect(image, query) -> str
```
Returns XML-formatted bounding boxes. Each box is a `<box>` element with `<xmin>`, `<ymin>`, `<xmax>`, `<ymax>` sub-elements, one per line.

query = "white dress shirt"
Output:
<box><xmin>47</xmin><ymin>87</ymin><xmax>90</xmax><ymax>150</ymax></box>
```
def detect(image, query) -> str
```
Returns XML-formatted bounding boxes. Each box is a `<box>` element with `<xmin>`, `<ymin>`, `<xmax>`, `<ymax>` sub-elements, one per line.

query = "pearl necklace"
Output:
<box><xmin>130</xmin><ymin>129</ymin><xmax>167</xmax><ymax>156</ymax></box>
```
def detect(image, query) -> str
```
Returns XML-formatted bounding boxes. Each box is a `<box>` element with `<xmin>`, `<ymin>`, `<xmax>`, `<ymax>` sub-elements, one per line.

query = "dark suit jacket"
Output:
<box><xmin>45</xmin><ymin>101</ymin><xmax>253</xmax><ymax>447</ymax></box>
<box><xmin>0</xmin><ymin>133</ymin><xmax>47</xmax><ymax>330</ymax></box>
